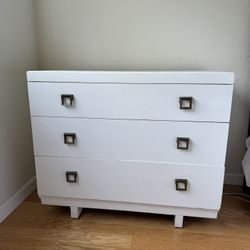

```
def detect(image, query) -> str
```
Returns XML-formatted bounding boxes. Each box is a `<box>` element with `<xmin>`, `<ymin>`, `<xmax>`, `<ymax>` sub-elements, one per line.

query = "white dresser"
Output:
<box><xmin>27</xmin><ymin>71</ymin><xmax>234</xmax><ymax>227</ymax></box>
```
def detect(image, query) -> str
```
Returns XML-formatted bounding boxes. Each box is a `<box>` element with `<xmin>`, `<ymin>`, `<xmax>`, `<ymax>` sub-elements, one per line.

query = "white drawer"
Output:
<box><xmin>35</xmin><ymin>157</ymin><xmax>224</xmax><ymax>210</ymax></box>
<box><xmin>28</xmin><ymin>83</ymin><xmax>233</xmax><ymax>122</ymax></box>
<box><xmin>31</xmin><ymin>117</ymin><xmax>229</xmax><ymax>166</ymax></box>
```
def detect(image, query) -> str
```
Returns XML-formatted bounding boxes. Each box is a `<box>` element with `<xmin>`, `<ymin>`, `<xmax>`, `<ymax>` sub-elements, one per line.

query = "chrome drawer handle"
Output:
<box><xmin>66</xmin><ymin>171</ymin><xmax>78</xmax><ymax>183</ymax></box>
<box><xmin>64</xmin><ymin>133</ymin><xmax>76</xmax><ymax>145</ymax></box>
<box><xmin>179</xmin><ymin>97</ymin><xmax>193</xmax><ymax>110</ymax></box>
<box><xmin>175</xmin><ymin>179</ymin><xmax>188</xmax><ymax>191</ymax></box>
<box><xmin>177</xmin><ymin>137</ymin><xmax>190</xmax><ymax>150</ymax></box>
<box><xmin>61</xmin><ymin>94</ymin><xmax>74</xmax><ymax>106</ymax></box>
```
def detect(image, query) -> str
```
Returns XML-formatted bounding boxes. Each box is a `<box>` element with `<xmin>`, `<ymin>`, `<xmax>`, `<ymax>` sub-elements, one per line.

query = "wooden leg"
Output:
<box><xmin>175</xmin><ymin>215</ymin><xmax>184</xmax><ymax>228</ymax></box>
<box><xmin>70</xmin><ymin>206</ymin><xmax>83</xmax><ymax>219</ymax></box>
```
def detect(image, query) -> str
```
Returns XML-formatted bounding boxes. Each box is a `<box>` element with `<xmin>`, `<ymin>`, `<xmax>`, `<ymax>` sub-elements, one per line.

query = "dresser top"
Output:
<box><xmin>27</xmin><ymin>71</ymin><xmax>234</xmax><ymax>84</ymax></box>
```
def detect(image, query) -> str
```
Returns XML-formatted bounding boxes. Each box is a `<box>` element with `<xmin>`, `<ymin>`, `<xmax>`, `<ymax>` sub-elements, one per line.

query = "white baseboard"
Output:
<box><xmin>0</xmin><ymin>176</ymin><xmax>36</xmax><ymax>223</ymax></box>
<box><xmin>224</xmin><ymin>173</ymin><xmax>244</xmax><ymax>185</ymax></box>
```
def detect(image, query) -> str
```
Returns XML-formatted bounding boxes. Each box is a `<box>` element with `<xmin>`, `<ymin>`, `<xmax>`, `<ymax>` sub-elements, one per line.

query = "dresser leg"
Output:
<box><xmin>174</xmin><ymin>215</ymin><xmax>184</xmax><ymax>228</ymax></box>
<box><xmin>70</xmin><ymin>206</ymin><xmax>83</xmax><ymax>219</ymax></box>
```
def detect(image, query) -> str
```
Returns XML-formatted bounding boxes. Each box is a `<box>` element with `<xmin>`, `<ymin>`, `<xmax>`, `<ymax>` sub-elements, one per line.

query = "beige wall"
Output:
<box><xmin>34</xmin><ymin>0</ymin><xmax>250</xmax><ymax>179</ymax></box>
<box><xmin>0</xmin><ymin>0</ymin><xmax>38</xmax><ymax>205</ymax></box>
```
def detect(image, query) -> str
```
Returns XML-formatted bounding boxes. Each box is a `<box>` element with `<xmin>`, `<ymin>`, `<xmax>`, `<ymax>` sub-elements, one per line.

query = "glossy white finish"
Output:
<box><xmin>28</xmin><ymin>82</ymin><xmax>233</xmax><ymax>122</ymax></box>
<box><xmin>27</xmin><ymin>71</ymin><xmax>234</xmax><ymax>84</ymax></box>
<box><xmin>70</xmin><ymin>206</ymin><xmax>83</xmax><ymax>219</ymax></box>
<box><xmin>41</xmin><ymin>196</ymin><xmax>218</xmax><ymax>219</ymax></box>
<box><xmin>175</xmin><ymin>215</ymin><xmax>184</xmax><ymax>228</ymax></box>
<box><xmin>35</xmin><ymin>157</ymin><xmax>224</xmax><ymax>210</ymax></box>
<box><xmin>31</xmin><ymin>117</ymin><xmax>229</xmax><ymax>166</ymax></box>
<box><xmin>27</xmin><ymin>71</ymin><xmax>234</xmax><ymax>228</ymax></box>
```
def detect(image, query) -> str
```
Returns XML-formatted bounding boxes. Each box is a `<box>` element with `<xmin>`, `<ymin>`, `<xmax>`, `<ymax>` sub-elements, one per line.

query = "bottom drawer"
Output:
<box><xmin>35</xmin><ymin>157</ymin><xmax>224</xmax><ymax>210</ymax></box>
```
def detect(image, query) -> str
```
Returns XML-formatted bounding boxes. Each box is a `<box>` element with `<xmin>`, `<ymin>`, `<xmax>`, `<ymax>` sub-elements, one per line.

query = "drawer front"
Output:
<box><xmin>35</xmin><ymin>157</ymin><xmax>224</xmax><ymax>210</ymax></box>
<box><xmin>31</xmin><ymin>117</ymin><xmax>229</xmax><ymax>166</ymax></box>
<box><xmin>28</xmin><ymin>83</ymin><xmax>233</xmax><ymax>122</ymax></box>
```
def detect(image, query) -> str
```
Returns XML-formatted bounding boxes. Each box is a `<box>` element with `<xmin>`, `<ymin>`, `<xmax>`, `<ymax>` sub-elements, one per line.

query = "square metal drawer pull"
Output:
<box><xmin>175</xmin><ymin>179</ymin><xmax>188</xmax><ymax>191</ymax></box>
<box><xmin>179</xmin><ymin>97</ymin><xmax>193</xmax><ymax>110</ymax></box>
<box><xmin>64</xmin><ymin>133</ymin><xmax>76</xmax><ymax>145</ymax></box>
<box><xmin>61</xmin><ymin>94</ymin><xmax>74</xmax><ymax>106</ymax></box>
<box><xmin>66</xmin><ymin>171</ymin><xmax>78</xmax><ymax>183</ymax></box>
<box><xmin>177</xmin><ymin>137</ymin><xmax>190</xmax><ymax>150</ymax></box>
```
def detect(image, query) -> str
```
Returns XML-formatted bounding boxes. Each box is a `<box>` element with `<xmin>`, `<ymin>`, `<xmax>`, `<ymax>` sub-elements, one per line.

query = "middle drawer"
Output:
<box><xmin>31</xmin><ymin>117</ymin><xmax>229</xmax><ymax>166</ymax></box>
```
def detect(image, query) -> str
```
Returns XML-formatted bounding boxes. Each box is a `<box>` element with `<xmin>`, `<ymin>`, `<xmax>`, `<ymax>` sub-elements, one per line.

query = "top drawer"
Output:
<box><xmin>28</xmin><ymin>83</ymin><xmax>233</xmax><ymax>122</ymax></box>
